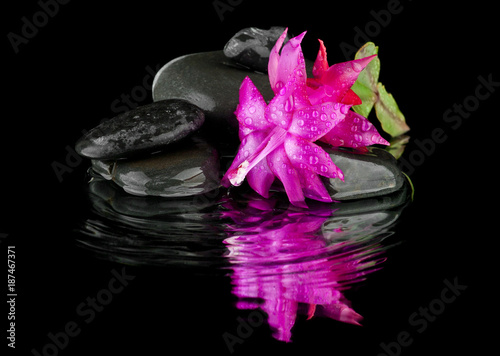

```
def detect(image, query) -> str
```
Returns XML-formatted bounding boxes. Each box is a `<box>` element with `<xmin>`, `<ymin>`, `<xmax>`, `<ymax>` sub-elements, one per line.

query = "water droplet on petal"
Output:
<box><xmin>248</xmin><ymin>106</ymin><xmax>256</xmax><ymax>114</ymax></box>
<box><xmin>285</xmin><ymin>96</ymin><xmax>294</xmax><ymax>112</ymax></box>
<box><xmin>297</xmin><ymin>119</ymin><xmax>305</xmax><ymax>127</ymax></box>
<box><xmin>352</xmin><ymin>61</ymin><xmax>363</xmax><ymax>72</ymax></box>
<box><xmin>320</xmin><ymin>113</ymin><xmax>328</xmax><ymax>121</ymax></box>
<box><xmin>309</xmin><ymin>155</ymin><xmax>319</xmax><ymax>165</ymax></box>
<box><xmin>330</xmin><ymin>112</ymin><xmax>337</xmax><ymax>120</ymax></box>
<box><xmin>279</xmin><ymin>87</ymin><xmax>286</xmax><ymax>96</ymax></box>
<box><xmin>354</xmin><ymin>134</ymin><xmax>362</xmax><ymax>142</ymax></box>
<box><xmin>310</xmin><ymin>126</ymin><xmax>318</xmax><ymax>132</ymax></box>
<box><xmin>351</xmin><ymin>125</ymin><xmax>358</xmax><ymax>132</ymax></box>
<box><xmin>244</xmin><ymin>117</ymin><xmax>253</xmax><ymax>125</ymax></box>
<box><xmin>340</xmin><ymin>105</ymin><xmax>349</xmax><ymax>115</ymax></box>
<box><xmin>312</xmin><ymin>110</ymin><xmax>319</xmax><ymax>117</ymax></box>
<box><xmin>320</xmin><ymin>164</ymin><xmax>328</xmax><ymax>173</ymax></box>
<box><xmin>361</xmin><ymin>120</ymin><xmax>373</xmax><ymax>131</ymax></box>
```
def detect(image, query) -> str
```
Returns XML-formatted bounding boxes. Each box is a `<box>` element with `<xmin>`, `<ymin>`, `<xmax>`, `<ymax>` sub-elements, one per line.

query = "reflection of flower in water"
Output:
<box><xmin>222</xmin><ymin>192</ymin><xmax>394</xmax><ymax>342</ymax></box>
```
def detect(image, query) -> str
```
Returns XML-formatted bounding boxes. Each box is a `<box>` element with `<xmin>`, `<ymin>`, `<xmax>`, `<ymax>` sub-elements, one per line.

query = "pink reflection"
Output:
<box><xmin>222</xmin><ymin>192</ymin><xmax>387</xmax><ymax>342</ymax></box>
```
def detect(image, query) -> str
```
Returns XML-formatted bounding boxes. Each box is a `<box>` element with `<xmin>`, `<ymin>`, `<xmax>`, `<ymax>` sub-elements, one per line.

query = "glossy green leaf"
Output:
<box><xmin>375</xmin><ymin>83</ymin><xmax>410</xmax><ymax>137</ymax></box>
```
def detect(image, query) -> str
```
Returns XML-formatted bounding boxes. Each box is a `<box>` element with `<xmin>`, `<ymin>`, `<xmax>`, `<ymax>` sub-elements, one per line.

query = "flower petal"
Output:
<box><xmin>236</xmin><ymin>77</ymin><xmax>272</xmax><ymax>139</ymax></box>
<box><xmin>315</xmin><ymin>55</ymin><xmax>377</xmax><ymax>104</ymax></box>
<box><xmin>298</xmin><ymin>170</ymin><xmax>333</xmax><ymax>203</ymax></box>
<box><xmin>284</xmin><ymin>133</ymin><xmax>344</xmax><ymax>180</ymax></box>
<box><xmin>320</xmin><ymin>110</ymin><xmax>389</xmax><ymax>148</ymax></box>
<box><xmin>268</xmin><ymin>28</ymin><xmax>289</xmax><ymax>91</ymax></box>
<box><xmin>288</xmin><ymin>102</ymin><xmax>350</xmax><ymax>142</ymax></box>
<box><xmin>271</xmin><ymin>31</ymin><xmax>307</xmax><ymax>94</ymax></box>
<box><xmin>267</xmin><ymin>146</ymin><xmax>307</xmax><ymax>208</ymax></box>
<box><xmin>312</xmin><ymin>39</ymin><xmax>329</xmax><ymax>78</ymax></box>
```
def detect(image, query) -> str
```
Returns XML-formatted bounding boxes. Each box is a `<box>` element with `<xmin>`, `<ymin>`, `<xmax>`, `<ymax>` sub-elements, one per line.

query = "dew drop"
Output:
<box><xmin>297</xmin><ymin>119</ymin><xmax>305</xmax><ymax>127</ymax></box>
<box><xmin>351</xmin><ymin>125</ymin><xmax>358</xmax><ymax>132</ymax></box>
<box><xmin>312</xmin><ymin>110</ymin><xmax>319</xmax><ymax>118</ymax></box>
<box><xmin>354</xmin><ymin>134</ymin><xmax>362</xmax><ymax>142</ymax></box>
<box><xmin>248</xmin><ymin>106</ymin><xmax>256</xmax><ymax>114</ymax></box>
<box><xmin>330</xmin><ymin>112</ymin><xmax>337</xmax><ymax>120</ymax></box>
<box><xmin>280</xmin><ymin>119</ymin><xmax>287</xmax><ymax>127</ymax></box>
<box><xmin>279</xmin><ymin>87</ymin><xmax>286</xmax><ymax>96</ymax></box>
<box><xmin>361</xmin><ymin>120</ymin><xmax>373</xmax><ymax>131</ymax></box>
<box><xmin>309</xmin><ymin>155</ymin><xmax>319</xmax><ymax>165</ymax></box>
<box><xmin>352</xmin><ymin>61</ymin><xmax>363</xmax><ymax>72</ymax></box>
<box><xmin>244</xmin><ymin>117</ymin><xmax>253</xmax><ymax>125</ymax></box>
<box><xmin>320</xmin><ymin>165</ymin><xmax>328</xmax><ymax>173</ymax></box>
<box><xmin>320</xmin><ymin>113</ymin><xmax>328</xmax><ymax>121</ymax></box>
<box><xmin>310</xmin><ymin>126</ymin><xmax>318</xmax><ymax>132</ymax></box>
<box><xmin>340</xmin><ymin>105</ymin><xmax>349</xmax><ymax>115</ymax></box>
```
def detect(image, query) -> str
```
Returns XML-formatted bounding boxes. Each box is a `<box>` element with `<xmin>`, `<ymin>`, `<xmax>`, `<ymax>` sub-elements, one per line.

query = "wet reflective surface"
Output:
<box><xmin>76</xmin><ymin>169</ymin><xmax>411</xmax><ymax>342</ymax></box>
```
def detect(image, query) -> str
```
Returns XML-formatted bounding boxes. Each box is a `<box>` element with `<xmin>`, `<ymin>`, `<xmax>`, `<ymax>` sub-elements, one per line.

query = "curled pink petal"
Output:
<box><xmin>268</xmin><ymin>28</ymin><xmax>289</xmax><ymax>91</ymax></box>
<box><xmin>312</xmin><ymin>39</ymin><xmax>329</xmax><ymax>78</ymax></box>
<box><xmin>321</xmin><ymin>110</ymin><xmax>389</xmax><ymax>148</ymax></box>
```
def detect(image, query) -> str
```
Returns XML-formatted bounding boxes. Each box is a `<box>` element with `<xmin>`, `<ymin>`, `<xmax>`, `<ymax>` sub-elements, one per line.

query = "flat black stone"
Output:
<box><xmin>153</xmin><ymin>51</ymin><xmax>273</xmax><ymax>132</ymax></box>
<box><xmin>223</xmin><ymin>26</ymin><xmax>288</xmax><ymax>73</ymax></box>
<box><xmin>153</xmin><ymin>51</ymin><xmax>314</xmax><ymax>134</ymax></box>
<box><xmin>92</xmin><ymin>137</ymin><xmax>220</xmax><ymax>198</ymax></box>
<box><xmin>76</xmin><ymin>99</ymin><xmax>204</xmax><ymax>160</ymax></box>
<box><xmin>324</xmin><ymin>147</ymin><xmax>406</xmax><ymax>200</ymax></box>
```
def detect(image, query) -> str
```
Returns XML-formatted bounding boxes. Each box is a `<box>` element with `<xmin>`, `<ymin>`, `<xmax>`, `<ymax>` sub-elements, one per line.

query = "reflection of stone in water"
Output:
<box><xmin>76</xmin><ymin>172</ymin><xmax>227</xmax><ymax>267</ymax></box>
<box><xmin>223</xmin><ymin>184</ymin><xmax>410</xmax><ymax>342</ymax></box>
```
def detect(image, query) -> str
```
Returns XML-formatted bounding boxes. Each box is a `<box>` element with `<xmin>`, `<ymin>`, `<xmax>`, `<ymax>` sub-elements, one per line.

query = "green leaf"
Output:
<box><xmin>352</xmin><ymin>42</ymin><xmax>380</xmax><ymax>117</ymax></box>
<box><xmin>375</xmin><ymin>83</ymin><xmax>410</xmax><ymax>137</ymax></box>
<box><xmin>385</xmin><ymin>135</ymin><xmax>410</xmax><ymax>159</ymax></box>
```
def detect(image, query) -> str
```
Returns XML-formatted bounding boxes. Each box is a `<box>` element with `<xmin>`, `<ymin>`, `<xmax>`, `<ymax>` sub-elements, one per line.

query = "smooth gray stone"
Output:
<box><xmin>223</xmin><ymin>26</ymin><xmax>288</xmax><ymax>73</ymax></box>
<box><xmin>92</xmin><ymin>137</ymin><xmax>220</xmax><ymax>198</ymax></box>
<box><xmin>153</xmin><ymin>51</ymin><xmax>313</xmax><ymax>132</ymax></box>
<box><xmin>76</xmin><ymin>99</ymin><xmax>204</xmax><ymax>160</ymax></box>
<box><xmin>324</xmin><ymin>147</ymin><xmax>405</xmax><ymax>200</ymax></box>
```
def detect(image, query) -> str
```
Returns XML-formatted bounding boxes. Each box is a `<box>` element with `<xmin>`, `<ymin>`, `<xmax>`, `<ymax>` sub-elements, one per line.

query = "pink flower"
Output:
<box><xmin>222</xmin><ymin>29</ymin><xmax>388</xmax><ymax>207</ymax></box>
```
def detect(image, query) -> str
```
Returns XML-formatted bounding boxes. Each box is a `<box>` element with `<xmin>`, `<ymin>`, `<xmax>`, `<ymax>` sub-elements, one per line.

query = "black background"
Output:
<box><xmin>3</xmin><ymin>1</ymin><xmax>495</xmax><ymax>355</ymax></box>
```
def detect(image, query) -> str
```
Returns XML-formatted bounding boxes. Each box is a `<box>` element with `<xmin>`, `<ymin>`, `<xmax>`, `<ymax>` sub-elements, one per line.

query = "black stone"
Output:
<box><xmin>153</xmin><ymin>51</ymin><xmax>314</xmax><ymax>135</ymax></box>
<box><xmin>324</xmin><ymin>147</ymin><xmax>406</xmax><ymax>200</ymax></box>
<box><xmin>76</xmin><ymin>99</ymin><xmax>205</xmax><ymax>160</ymax></box>
<box><xmin>223</xmin><ymin>26</ymin><xmax>289</xmax><ymax>72</ymax></box>
<box><xmin>92</xmin><ymin>137</ymin><xmax>220</xmax><ymax>198</ymax></box>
